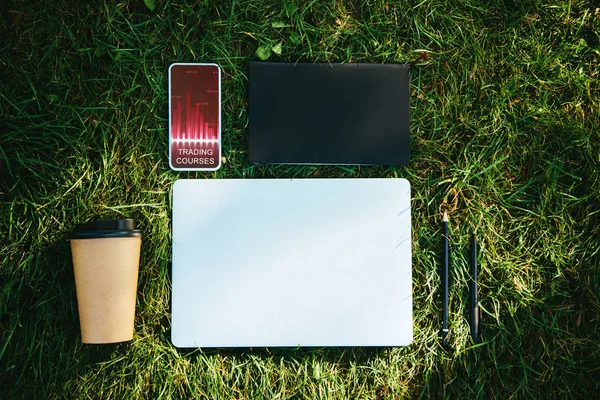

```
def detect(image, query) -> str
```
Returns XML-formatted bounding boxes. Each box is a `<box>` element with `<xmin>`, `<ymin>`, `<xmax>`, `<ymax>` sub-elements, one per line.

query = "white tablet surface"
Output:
<box><xmin>172</xmin><ymin>178</ymin><xmax>412</xmax><ymax>347</ymax></box>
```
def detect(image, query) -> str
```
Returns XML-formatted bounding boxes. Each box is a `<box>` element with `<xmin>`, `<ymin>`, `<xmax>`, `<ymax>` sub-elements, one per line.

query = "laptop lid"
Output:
<box><xmin>172</xmin><ymin>178</ymin><xmax>412</xmax><ymax>347</ymax></box>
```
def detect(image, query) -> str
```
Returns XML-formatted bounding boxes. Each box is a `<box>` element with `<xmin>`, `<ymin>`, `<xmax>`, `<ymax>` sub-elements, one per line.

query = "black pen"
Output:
<box><xmin>470</xmin><ymin>235</ymin><xmax>482</xmax><ymax>343</ymax></box>
<box><xmin>441</xmin><ymin>211</ymin><xmax>449</xmax><ymax>346</ymax></box>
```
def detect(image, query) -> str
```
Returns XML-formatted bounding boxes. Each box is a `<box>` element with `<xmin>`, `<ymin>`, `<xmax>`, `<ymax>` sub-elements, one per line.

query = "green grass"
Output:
<box><xmin>1</xmin><ymin>0</ymin><xmax>599</xmax><ymax>398</ymax></box>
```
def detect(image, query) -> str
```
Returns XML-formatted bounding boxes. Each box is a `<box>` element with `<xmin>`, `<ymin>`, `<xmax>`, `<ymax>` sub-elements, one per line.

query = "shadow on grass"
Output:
<box><xmin>176</xmin><ymin>345</ymin><xmax>389</xmax><ymax>365</ymax></box>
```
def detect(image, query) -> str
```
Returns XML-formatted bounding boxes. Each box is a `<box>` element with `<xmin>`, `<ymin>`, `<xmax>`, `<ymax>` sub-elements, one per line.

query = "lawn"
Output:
<box><xmin>1</xmin><ymin>0</ymin><xmax>599</xmax><ymax>398</ymax></box>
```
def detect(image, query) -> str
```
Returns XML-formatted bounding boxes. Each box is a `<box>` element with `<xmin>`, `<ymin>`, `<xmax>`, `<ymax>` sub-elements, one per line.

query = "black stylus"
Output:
<box><xmin>441</xmin><ymin>212</ymin><xmax>449</xmax><ymax>346</ymax></box>
<box><xmin>470</xmin><ymin>235</ymin><xmax>482</xmax><ymax>343</ymax></box>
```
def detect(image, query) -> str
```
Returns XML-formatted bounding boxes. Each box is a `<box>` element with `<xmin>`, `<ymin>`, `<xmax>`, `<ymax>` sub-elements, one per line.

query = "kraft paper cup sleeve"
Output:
<box><xmin>70</xmin><ymin>219</ymin><xmax>142</xmax><ymax>344</ymax></box>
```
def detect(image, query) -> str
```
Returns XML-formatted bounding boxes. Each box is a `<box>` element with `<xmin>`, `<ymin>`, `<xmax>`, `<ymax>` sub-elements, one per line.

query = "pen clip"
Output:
<box><xmin>477</xmin><ymin>306</ymin><xmax>483</xmax><ymax>339</ymax></box>
<box><xmin>472</xmin><ymin>306</ymin><xmax>482</xmax><ymax>343</ymax></box>
<box><xmin>471</xmin><ymin>305</ymin><xmax>483</xmax><ymax>343</ymax></box>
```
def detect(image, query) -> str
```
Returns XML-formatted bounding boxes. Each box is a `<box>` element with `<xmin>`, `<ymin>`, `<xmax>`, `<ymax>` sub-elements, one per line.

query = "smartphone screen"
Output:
<box><xmin>169</xmin><ymin>63</ymin><xmax>221</xmax><ymax>171</ymax></box>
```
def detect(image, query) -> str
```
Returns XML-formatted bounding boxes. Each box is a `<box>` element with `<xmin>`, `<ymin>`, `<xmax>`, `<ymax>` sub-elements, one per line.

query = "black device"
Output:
<box><xmin>248</xmin><ymin>62</ymin><xmax>410</xmax><ymax>165</ymax></box>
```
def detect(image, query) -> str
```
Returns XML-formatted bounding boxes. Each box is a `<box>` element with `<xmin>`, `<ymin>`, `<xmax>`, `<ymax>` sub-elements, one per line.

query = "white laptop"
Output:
<box><xmin>171</xmin><ymin>178</ymin><xmax>412</xmax><ymax>347</ymax></box>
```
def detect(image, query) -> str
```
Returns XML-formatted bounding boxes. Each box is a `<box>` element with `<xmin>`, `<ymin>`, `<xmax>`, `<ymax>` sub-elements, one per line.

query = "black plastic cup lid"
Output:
<box><xmin>71</xmin><ymin>219</ymin><xmax>142</xmax><ymax>239</ymax></box>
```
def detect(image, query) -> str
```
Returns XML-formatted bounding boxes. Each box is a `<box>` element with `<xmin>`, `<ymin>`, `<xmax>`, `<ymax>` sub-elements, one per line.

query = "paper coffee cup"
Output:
<box><xmin>70</xmin><ymin>219</ymin><xmax>142</xmax><ymax>344</ymax></box>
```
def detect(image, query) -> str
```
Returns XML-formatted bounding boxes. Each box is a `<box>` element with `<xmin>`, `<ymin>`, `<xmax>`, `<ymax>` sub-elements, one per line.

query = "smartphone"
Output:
<box><xmin>169</xmin><ymin>63</ymin><xmax>221</xmax><ymax>171</ymax></box>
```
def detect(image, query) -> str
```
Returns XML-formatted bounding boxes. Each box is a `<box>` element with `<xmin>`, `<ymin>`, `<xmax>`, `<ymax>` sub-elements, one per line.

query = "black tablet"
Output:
<box><xmin>248</xmin><ymin>62</ymin><xmax>410</xmax><ymax>165</ymax></box>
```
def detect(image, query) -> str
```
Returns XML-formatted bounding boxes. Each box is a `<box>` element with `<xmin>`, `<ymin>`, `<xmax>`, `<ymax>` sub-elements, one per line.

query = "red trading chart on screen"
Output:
<box><xmin>169</xmin><ymin>64</ymin><xmax>220</xmax><ymax>170</ymax></box>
